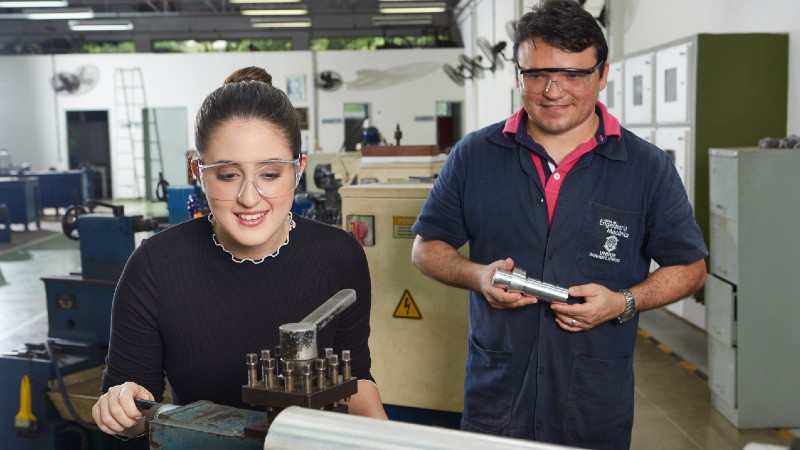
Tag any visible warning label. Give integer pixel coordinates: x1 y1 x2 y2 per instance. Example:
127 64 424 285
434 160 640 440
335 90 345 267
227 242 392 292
392 216 416 239
393 290 422 319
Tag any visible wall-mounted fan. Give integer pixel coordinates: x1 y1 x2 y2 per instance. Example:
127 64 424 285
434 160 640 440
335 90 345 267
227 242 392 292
316 70 343 91
50 65 100 95
506 20 517 42
442 63 471 86
478 37 513 71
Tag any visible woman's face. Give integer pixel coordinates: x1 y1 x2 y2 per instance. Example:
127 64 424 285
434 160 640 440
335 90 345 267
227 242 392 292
197 118 306 260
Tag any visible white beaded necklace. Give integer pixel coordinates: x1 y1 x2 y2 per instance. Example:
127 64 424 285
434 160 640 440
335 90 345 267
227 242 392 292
208 212 296 264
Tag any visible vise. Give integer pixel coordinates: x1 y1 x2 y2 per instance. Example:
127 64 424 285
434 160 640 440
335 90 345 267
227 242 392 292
137 289 359 449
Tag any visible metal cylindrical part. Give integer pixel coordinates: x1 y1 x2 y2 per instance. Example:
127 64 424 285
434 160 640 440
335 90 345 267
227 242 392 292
246 353 259 387
265 356 278 390
341 350 351 381
315 358 327 390
491 268 569 303
284 361 295 392
328 354 340 385
279 323 318 362
302 365 313 394
264 406 574 450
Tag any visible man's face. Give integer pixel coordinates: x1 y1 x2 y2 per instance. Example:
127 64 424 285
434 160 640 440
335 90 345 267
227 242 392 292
515 39 608 138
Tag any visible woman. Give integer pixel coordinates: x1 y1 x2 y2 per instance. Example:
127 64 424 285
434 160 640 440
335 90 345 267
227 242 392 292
92 66 387 440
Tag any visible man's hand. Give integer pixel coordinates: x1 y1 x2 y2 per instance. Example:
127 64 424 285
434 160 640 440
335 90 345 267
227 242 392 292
549 283 626 331
481 258 539 309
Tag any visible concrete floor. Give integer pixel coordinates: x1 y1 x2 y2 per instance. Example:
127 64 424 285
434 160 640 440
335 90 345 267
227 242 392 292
0 202 797 450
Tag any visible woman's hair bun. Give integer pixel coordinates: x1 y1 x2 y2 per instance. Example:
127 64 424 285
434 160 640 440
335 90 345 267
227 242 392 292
224 66 273 86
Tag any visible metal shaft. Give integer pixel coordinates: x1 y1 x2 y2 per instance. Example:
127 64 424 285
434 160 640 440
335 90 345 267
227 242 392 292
492 267 569 303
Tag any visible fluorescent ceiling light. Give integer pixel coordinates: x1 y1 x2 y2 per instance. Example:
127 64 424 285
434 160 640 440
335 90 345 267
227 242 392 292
23 7 93 19
380 2 445 14
68 19 133 31
250 17 311 27
240 7 307 15
230 0 300 3
372 14 432 25
0 0 67 7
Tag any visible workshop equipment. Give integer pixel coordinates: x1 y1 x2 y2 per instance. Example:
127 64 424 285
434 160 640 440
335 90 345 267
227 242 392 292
492 267 570 303
0 201 160 449
340 180 467 425
135 289 359 448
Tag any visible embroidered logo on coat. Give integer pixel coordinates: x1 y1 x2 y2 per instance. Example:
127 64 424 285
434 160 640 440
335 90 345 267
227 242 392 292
604 235 619 252
589 219 630 263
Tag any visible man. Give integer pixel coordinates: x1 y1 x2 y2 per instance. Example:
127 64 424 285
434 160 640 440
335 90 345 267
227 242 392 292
410 1 707 449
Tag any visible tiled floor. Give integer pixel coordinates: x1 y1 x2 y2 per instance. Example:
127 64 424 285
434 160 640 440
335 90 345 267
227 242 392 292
0 203 797 450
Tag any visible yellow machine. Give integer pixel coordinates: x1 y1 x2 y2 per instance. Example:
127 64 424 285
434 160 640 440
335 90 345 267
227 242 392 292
340 180 468 414
356 154 446 185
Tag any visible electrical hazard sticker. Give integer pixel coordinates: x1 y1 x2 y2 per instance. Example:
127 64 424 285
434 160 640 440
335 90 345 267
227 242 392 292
393 290 422 319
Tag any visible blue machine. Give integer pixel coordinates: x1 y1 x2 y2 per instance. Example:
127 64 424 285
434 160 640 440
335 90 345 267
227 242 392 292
166 184 207 225
0 202 160 450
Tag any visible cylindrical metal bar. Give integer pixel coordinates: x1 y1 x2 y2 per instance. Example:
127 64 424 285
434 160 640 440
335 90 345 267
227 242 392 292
341 350 351 381
246 353 259 387
492 268 569 303
328 354 340 385
316 358 327 390
264 406 576 450
302 365 313 394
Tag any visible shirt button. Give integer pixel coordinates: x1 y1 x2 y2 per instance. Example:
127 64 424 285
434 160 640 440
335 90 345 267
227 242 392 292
538 367 544 375
537 197 544 204
536 421 542 430
553 173 561 181
547 254 553 261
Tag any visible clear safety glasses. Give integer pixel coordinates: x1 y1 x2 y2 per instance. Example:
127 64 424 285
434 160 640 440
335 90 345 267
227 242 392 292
517 60 604 94
197 158 301 201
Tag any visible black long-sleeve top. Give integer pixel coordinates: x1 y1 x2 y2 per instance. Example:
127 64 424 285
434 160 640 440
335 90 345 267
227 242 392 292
101 215 374 410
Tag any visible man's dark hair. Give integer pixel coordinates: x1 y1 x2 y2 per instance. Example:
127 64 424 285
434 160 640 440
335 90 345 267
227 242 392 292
514 0 608 75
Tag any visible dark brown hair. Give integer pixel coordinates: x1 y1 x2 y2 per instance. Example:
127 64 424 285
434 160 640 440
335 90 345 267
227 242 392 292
514 0 608 76
195 66 301 159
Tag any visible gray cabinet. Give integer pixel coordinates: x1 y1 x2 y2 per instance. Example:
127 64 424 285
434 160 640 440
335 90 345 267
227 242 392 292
706 147 800 428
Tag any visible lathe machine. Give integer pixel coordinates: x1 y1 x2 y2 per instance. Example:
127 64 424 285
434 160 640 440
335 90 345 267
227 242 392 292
0 201 160 449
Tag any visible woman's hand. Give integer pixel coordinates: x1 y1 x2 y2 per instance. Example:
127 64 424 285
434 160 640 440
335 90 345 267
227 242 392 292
92 382 154 437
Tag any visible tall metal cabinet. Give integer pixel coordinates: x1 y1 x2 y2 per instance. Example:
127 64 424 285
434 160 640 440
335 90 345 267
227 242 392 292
706 147 800 429
601 33 788 317
627 33 787 232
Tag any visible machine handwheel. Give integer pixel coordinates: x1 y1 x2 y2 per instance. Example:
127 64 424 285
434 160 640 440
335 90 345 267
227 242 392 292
61 205 87 241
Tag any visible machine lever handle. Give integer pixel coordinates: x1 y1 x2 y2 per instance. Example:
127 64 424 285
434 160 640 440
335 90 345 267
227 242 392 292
134 398 158 411
301 289 356 330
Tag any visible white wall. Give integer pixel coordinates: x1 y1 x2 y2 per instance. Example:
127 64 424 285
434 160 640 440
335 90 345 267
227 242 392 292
458 0 798 134
315 48 465 152
0 48 464 198
612 0 800 136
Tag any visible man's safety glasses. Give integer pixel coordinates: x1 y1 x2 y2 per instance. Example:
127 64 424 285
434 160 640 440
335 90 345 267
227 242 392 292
197 159 301 201
517 61 604 94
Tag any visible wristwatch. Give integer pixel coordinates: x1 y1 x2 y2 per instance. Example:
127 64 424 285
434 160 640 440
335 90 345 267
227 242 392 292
617 289 636 323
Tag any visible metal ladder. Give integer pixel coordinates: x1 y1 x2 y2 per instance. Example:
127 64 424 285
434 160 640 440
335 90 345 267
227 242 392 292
114 68 163 199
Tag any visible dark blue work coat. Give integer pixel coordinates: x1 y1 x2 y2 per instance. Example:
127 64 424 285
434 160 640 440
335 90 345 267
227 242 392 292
412 106 707 450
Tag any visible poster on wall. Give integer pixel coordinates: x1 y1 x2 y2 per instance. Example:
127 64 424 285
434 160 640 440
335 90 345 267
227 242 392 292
286 75 306 102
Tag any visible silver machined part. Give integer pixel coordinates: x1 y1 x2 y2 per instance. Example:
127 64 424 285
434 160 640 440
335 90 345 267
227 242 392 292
260 350 271 387
325 348 333 359
302 365 313 394
328 354 340 385
266 358 277 390
279 322 318 362
246 353 259 387
341 350 351 381
284 361 295 392
492 268 570 303
315 358 327 390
